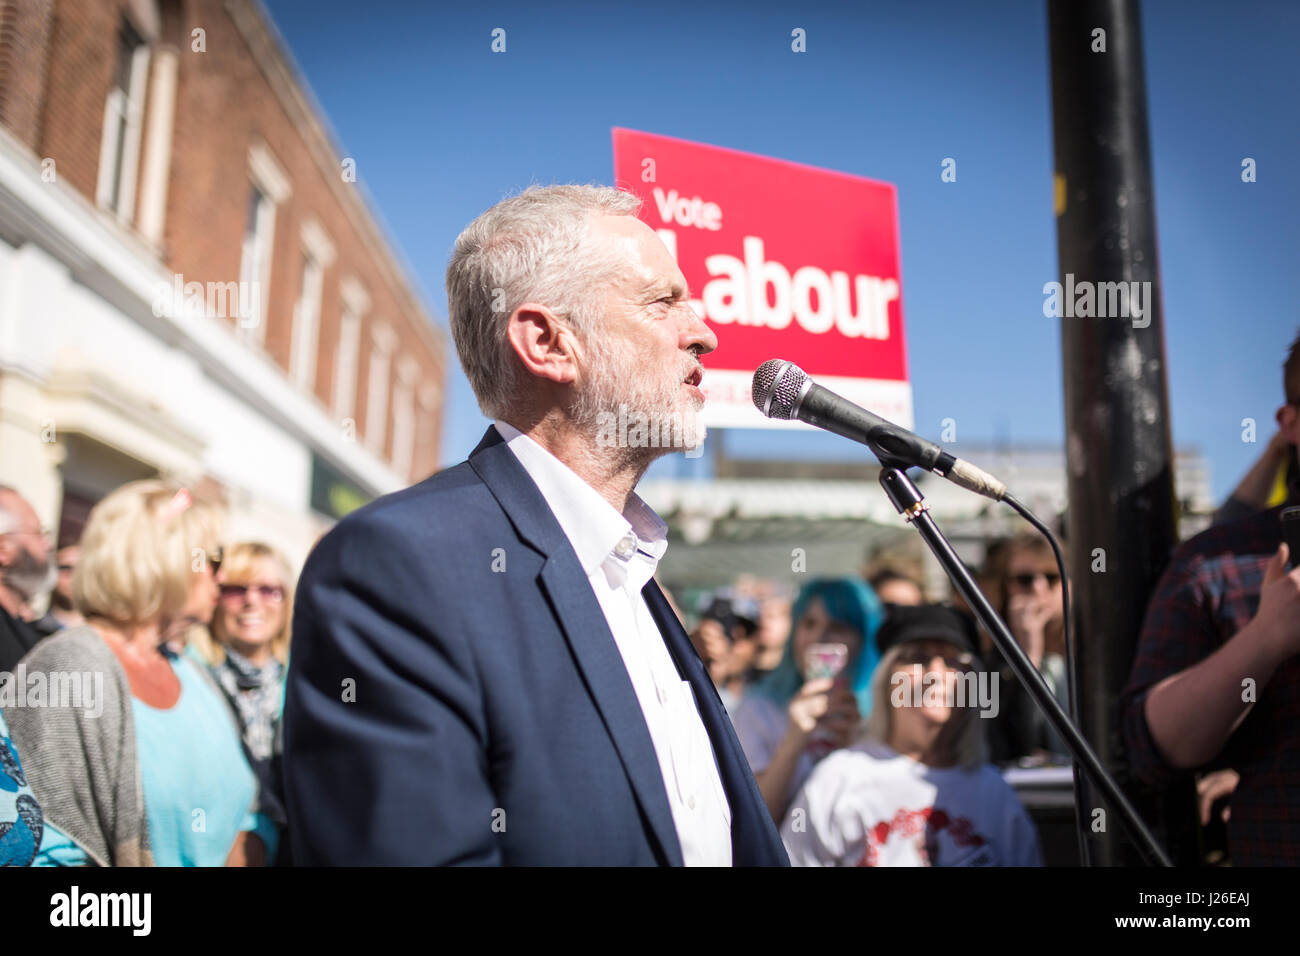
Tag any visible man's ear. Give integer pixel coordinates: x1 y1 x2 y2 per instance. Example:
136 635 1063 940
1275 403 1300 445
505 304 577 385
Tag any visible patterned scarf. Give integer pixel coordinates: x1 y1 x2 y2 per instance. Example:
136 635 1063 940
212 647 284 762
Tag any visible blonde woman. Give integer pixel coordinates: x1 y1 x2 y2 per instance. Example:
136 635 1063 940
781 605 1042 867
190 542 293 860
1 481 275 866
191 542 292 759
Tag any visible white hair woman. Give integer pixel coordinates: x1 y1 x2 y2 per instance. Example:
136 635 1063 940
1 480 276 866
780 604 1042 866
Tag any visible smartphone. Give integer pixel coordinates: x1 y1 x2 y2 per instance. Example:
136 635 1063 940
1282 506 1300 571
804 642 849 681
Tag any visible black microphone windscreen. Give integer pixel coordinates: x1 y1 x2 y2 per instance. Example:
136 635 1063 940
751 359 807 420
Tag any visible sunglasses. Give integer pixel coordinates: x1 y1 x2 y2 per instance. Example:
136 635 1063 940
894 646 974 671
219 583 285 604
1009 571 1060 589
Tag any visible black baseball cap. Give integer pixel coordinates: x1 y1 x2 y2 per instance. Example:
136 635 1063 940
697 592 759 639
875 604 978 657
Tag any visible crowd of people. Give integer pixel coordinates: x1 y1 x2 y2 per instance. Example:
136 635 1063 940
1 411 1296 867
1 411 1295 867
682 545 1067 865
1 481 292 866
3 464 1070 867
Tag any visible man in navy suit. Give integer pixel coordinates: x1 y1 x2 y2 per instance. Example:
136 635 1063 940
283 185 789 865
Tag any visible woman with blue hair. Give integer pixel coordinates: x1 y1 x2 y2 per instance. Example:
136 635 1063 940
731 577 885 824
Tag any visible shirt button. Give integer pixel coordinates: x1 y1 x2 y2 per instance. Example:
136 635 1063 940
687 796 696 810
657 686 668 706
615 535 635 558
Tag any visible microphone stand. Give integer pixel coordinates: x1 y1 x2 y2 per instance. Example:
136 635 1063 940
876 463 1172 867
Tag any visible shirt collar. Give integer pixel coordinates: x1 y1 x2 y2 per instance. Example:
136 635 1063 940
494 420 668 586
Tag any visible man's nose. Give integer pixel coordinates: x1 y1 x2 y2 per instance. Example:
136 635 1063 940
681 303 717 355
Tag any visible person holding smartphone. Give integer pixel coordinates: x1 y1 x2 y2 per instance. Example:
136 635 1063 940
731 578 884 824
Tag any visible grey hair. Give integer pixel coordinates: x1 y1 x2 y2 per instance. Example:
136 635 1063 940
446 184 643 419
861 642 989 770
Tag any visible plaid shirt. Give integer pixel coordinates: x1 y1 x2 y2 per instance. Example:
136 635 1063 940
1119 498 1300 865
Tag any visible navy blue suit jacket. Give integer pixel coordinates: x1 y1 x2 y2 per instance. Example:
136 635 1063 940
283 426 789 865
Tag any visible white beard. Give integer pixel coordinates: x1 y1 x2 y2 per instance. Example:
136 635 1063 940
5 546 56 607
571 333 705 456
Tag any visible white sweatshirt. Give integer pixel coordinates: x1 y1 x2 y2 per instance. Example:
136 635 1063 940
781 739 1043 867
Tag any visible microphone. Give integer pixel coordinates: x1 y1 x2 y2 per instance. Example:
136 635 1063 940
751 359 1007 502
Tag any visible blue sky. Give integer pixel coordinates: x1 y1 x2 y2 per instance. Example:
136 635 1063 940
264 0 1299 500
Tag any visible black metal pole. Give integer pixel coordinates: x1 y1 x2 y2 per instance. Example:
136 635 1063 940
878 466 1171 866
1048 0 1197 865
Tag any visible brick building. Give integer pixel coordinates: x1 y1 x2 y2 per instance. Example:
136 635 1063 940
0 0 445 568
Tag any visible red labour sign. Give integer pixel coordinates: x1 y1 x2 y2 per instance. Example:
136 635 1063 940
612 128 912 430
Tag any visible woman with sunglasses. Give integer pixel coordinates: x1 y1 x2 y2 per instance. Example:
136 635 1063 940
1 481 276 866
189 541 294 861
981 532 1071 763
781 604 1042 866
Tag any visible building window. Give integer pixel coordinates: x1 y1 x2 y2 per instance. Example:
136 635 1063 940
290 220 335 391
391 357 420 480
290 253 322 388
136 42 179 246
365 323 395 455
334 277 370 427
333 306 361 422
238 142 291 344
95 19 150 222
238 186 275 339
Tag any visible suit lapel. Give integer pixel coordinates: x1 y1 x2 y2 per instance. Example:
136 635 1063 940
537 560 683 865
644 579 789 865
468 427 684 866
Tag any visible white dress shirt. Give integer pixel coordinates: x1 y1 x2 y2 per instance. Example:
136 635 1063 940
494 420 733 866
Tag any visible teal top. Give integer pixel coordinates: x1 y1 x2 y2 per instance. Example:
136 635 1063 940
1 709 43 866
32 820 89 866
33 653 277 866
